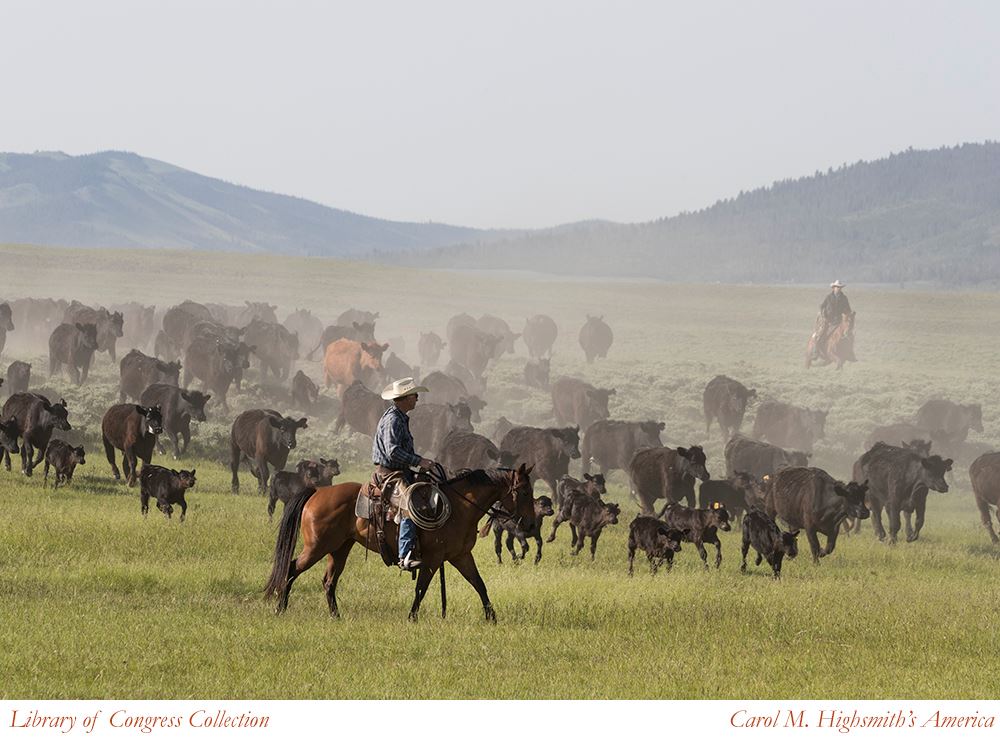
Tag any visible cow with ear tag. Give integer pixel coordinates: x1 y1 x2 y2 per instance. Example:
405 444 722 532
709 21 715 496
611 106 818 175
101 403 164 486
229 408 309 494
1 393 71 476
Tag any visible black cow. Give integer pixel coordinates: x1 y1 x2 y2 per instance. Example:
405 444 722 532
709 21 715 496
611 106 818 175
438 431 503 474
740 507 799 579
698 472 767 522
5 361 31 395
582 419 664 475
43 440 86 489
409 402 473 459
139 384 210 459
752 401 827 452
1 393 71 476
853 443 951 544
627 516 685 575
334 381 389 436
766 466 869 562
578 315 613 363
484 495 555 565
243 319 299 380
523 358 550 391
916 399 983 451
420 370 486 422
656 502 732 569
48 322 99 384
284 309 324 358
628 445 710 514
101 404 164 487
724 434 810 480
63 302 124 362
546 475 607 542
229 409 308 494
447 325 501 382
565 493 621 559
703 375 757 440
307 322 376 360
183 335 254 412
119 349 181 402
500 426 581 500
522 314 557 359
1 415 21 458
290 370 320 411
551 376 615 431
267 458 340 520
139 465 196 521
418 331 447 368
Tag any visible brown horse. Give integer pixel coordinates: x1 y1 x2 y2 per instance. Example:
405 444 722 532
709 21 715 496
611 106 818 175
806 311 856 370
264 464 535 622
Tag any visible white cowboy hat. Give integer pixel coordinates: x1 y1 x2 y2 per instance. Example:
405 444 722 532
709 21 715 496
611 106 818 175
381 377 429 400
830 280 846 288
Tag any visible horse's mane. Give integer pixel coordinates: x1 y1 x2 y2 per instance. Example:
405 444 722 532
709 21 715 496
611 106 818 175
441 467 513 488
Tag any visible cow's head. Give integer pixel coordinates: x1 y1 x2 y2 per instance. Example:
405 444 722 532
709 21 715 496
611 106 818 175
268 415 308 450
903 439 932 457
534 495 555 519
602 501 621 526
180 389 211 422
447 402 475 434
460 395 486 423
676 445 710 481
586 387 616 418
45 398 71 431
71 445 86 465
638 421 666 448
781 530 800 558
319 457 341 481
706 501 732 531
176 469 197 489
834 480 870 519
656 526 685 554
136 405 164 436
553 426 581 459
583 472 607 494
361 342 388 368
354 322 377 342
0 417 20 453
110 311 124 337
921 456 953 493
787 450 811 467
76 322 100 351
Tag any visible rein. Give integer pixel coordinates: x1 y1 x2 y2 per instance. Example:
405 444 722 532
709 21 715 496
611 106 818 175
431 468 521 526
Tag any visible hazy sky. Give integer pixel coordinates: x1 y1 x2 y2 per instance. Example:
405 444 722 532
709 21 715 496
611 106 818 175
3 1 998 229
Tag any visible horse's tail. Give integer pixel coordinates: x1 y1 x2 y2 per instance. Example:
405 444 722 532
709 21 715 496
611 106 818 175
264 486 315 599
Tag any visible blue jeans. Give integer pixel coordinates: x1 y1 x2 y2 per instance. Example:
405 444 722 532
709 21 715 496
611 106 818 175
399 517 417 560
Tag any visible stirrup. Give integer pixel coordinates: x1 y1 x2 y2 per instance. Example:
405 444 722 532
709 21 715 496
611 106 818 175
399 551 422 570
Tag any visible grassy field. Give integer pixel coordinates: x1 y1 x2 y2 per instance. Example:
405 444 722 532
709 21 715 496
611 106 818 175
1 243 999 699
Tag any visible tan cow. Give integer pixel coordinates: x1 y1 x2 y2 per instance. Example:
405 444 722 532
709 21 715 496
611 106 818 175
322 339 387 397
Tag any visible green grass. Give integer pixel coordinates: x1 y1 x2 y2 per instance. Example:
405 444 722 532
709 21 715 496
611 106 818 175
1 243 1000 699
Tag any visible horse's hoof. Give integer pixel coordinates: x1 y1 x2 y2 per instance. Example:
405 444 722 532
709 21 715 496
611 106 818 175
484 606 497 624
408 612 419 623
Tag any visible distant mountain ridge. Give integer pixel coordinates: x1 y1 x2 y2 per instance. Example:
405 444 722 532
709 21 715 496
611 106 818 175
411 142 1000 284
0 150 510 256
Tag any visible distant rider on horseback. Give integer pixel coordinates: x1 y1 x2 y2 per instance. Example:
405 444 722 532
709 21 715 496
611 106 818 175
811 280 852 360
372 377 439 570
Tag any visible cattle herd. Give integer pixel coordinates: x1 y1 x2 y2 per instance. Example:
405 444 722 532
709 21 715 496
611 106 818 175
1 295 999 587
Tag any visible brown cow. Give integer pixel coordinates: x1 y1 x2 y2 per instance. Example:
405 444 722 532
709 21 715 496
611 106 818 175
323 339 387 397
448 325 501 381
551 376 615 430
477 315 520 360
229 409 308 494
970 452 1000 544
916 399 983 452
48 322 99 384
101 404 164 487
724 434 810 480
284 309 324 357
63 302 124 362
307 321 377 360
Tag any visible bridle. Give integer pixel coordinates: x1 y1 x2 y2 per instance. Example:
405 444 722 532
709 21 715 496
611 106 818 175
427 465 525 526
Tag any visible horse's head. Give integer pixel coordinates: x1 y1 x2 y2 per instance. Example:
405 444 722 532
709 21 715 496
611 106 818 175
506 463 536 531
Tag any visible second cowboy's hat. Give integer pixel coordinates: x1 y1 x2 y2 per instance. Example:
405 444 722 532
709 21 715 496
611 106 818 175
381 377 429 400
830 279 846 288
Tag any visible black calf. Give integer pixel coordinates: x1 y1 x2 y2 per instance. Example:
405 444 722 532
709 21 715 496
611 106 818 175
740 507 799 579
627 515 685 575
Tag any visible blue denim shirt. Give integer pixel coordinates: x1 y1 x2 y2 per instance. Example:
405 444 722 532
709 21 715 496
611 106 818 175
372 405 423 470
